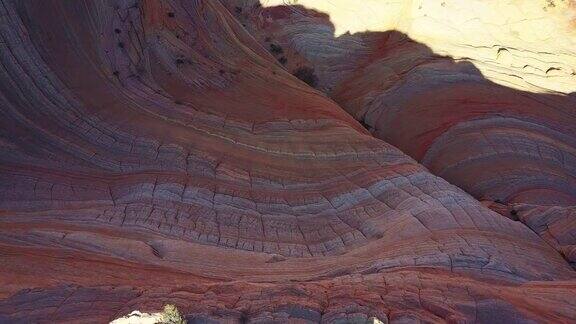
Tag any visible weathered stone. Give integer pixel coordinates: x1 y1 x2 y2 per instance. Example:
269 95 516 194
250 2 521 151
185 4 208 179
0 1 574 323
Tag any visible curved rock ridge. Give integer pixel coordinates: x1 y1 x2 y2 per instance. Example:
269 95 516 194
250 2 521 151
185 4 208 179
233 0 576 206
0 0 574 322
229 0 576 268
255 0 576 94
513 204 576 268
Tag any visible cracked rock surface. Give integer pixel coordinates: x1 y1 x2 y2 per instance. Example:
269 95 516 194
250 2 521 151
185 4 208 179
0 0 575 323
231 0 576 272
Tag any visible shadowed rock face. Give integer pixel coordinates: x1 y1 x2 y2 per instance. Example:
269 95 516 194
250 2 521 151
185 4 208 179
0 0 575 323
229 0 576 273
232 0 576 204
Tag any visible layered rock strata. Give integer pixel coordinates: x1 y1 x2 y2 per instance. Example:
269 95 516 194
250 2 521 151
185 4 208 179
0 0 574 322
230 0 576 268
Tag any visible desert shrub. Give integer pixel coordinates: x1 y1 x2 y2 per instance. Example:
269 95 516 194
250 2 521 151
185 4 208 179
269 43 283 55
159 304 186 324
292 67 318 88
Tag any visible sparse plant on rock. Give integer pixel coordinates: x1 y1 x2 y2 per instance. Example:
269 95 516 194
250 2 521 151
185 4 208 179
158 304 186 324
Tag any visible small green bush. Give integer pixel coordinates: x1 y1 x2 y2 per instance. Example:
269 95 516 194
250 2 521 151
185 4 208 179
269 43 284 55
292 67 318 88
159 304 186 324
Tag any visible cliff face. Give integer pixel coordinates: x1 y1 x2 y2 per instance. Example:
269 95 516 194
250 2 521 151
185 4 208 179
233 0 576 199
229 0 576 269
0 1 574 323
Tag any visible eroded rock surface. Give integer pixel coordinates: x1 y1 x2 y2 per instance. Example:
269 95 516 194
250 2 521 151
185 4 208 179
513 204 576 267
233 0 576 204
230 0 576 268
0 0 574 323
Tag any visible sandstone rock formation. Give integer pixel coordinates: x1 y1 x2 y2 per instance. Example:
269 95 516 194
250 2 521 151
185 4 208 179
0 0 575 323
230 0 576 268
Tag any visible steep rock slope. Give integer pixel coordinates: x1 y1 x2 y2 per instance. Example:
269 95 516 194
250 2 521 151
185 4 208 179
0 0 575 323
230 0 576 266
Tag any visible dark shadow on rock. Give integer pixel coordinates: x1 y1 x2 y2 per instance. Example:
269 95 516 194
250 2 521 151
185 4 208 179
227 0 576 207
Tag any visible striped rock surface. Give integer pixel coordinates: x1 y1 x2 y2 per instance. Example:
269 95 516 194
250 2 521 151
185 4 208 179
230 0 576 271
0 0 575 323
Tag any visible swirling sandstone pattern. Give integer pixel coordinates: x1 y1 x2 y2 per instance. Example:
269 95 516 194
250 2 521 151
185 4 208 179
232 0 576 269
0 0 575 323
